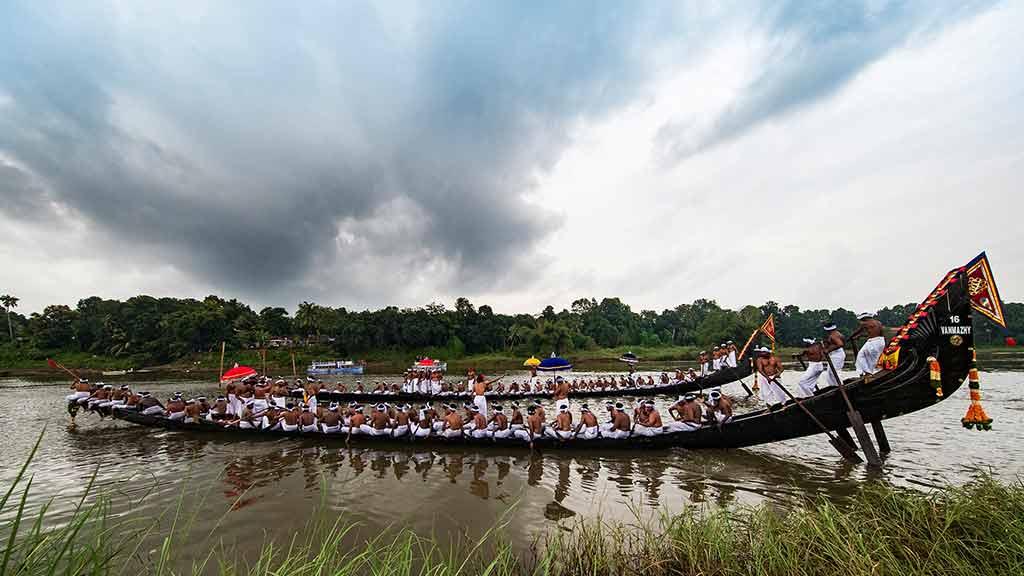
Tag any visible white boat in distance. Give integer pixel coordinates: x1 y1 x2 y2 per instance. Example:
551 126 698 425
307 360 364 376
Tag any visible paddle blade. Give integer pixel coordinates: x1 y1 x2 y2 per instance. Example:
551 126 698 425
1007 337 1017 347
829 437 863 463
46 358 58 370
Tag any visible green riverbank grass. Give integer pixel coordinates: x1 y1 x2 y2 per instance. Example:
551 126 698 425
3 434 1023 575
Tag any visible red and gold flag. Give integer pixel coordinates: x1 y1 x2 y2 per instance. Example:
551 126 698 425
759 314 776 342
965 252 1006 327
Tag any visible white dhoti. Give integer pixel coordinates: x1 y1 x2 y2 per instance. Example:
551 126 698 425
602 429 629 439
580 426 599 440
360 425 391 436
392 424 409 437
66 391 90 403
470 428 493 439
227 394 239 416
414 425 432 438
322 424 341 434
300 423 319 433
252 399 269 413
666 421 701 432
797 362 826 398
544 428 573 440
271 396 287 408
493 428 513 439
442 428 462 439
307 396 317 413
826 348 846 386
632 425 663 437
856 336 885 375
142 405 165 416
167 411 186 421
432 421 445 433
512 429 533 442
280 421 298 432
473 395 487 417
239 420 257 429
758 374 786 406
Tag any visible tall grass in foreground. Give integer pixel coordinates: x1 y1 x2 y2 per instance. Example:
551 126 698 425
543 477 1024 576
3 432 1023 575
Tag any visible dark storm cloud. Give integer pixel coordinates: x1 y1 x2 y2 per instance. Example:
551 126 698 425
1 1 997 307
0 1 665 303
655 0 997 163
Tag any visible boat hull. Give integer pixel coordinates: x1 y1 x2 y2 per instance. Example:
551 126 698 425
107 262 977 453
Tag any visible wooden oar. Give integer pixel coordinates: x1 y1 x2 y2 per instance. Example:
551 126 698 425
766 375 861 463
820 345 882 467
47 358 80 380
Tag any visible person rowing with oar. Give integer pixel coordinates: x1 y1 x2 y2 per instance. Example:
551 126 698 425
490 405 513 439
574 404 600 439
545 403 574 441
440 404 464 439
599 402 631 439
465 404 492 439
794 337 827 397
513 405 545 445
632 399 664 436
392 404 411 437
754 347 786 411
65 377 93 422
705 390 733 425
851 312 886 376
666 394 702 432
320 403 342 433
822 323 847 386
413 404 434 438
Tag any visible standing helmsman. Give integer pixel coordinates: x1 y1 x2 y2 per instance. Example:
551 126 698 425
754 346 786 409
822 323 846 386
851 312 886 375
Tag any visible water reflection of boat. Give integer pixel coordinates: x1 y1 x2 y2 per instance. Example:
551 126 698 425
110 254 995 457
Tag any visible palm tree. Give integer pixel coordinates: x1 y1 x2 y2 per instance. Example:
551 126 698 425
1 294 18 343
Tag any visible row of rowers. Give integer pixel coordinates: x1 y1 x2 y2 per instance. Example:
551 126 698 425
696 341 740 376
401 371 707 396
211 371 710 400
105 388 735 440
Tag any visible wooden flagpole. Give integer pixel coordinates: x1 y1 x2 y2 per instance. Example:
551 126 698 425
218 341 226 387
291 352 297 379
736 328 759 361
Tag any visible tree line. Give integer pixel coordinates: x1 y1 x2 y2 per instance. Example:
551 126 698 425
1 293 1020 364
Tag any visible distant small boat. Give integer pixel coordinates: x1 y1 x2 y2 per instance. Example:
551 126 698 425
618 351 639 365
100 368 153 376
307 360 364 376
410 358 447 373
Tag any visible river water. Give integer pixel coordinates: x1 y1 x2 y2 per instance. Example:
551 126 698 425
1 370 1022 566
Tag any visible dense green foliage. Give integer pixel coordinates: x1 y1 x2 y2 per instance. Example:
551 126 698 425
3 435 1023 575
1 292 1020 366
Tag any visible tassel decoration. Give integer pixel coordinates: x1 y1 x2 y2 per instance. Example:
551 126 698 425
928 356 943 398
962 348 993 430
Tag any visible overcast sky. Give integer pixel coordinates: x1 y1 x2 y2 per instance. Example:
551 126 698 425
2 1 1022 316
